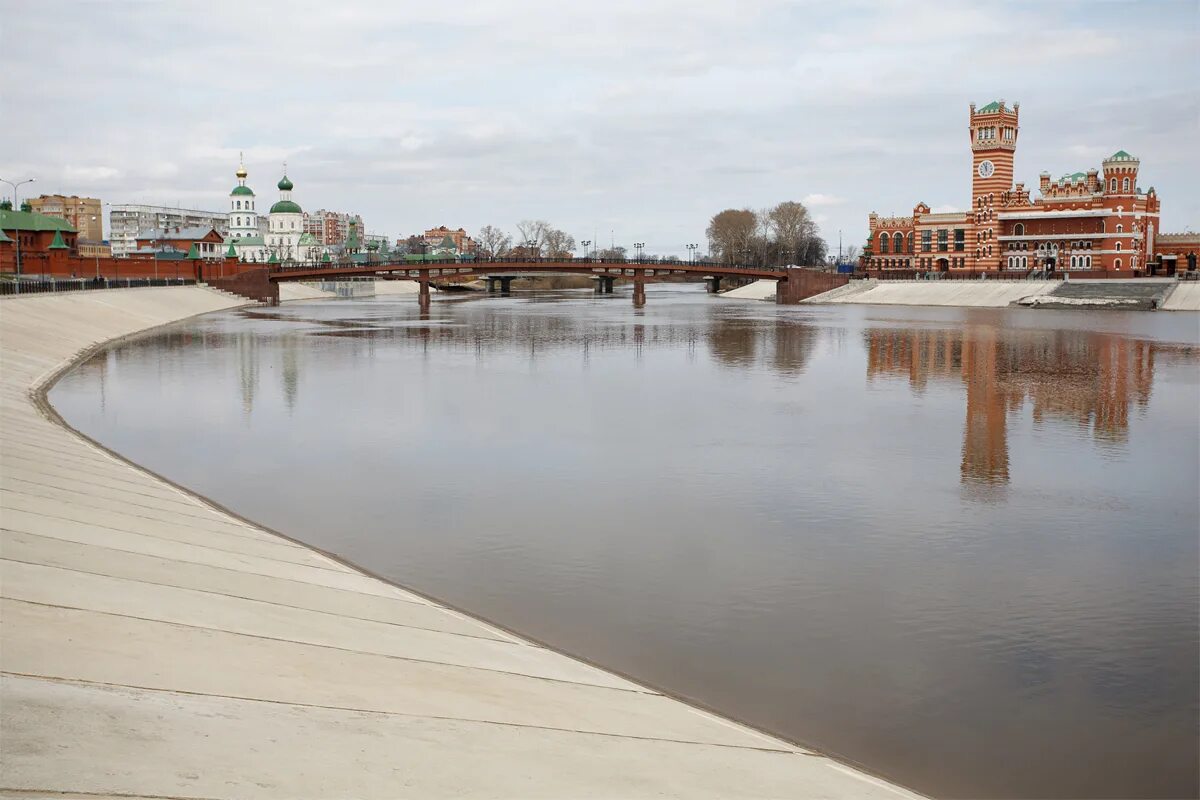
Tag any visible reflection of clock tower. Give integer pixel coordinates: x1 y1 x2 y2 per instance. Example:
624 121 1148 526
969 100 1018 271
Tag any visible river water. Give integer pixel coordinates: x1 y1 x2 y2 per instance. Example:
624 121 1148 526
50 286 1199 799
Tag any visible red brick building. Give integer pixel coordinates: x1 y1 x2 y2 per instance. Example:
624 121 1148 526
133 226 225 259
423 226 475 253
865 101 1191 275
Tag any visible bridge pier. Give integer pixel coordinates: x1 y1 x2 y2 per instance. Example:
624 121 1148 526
706 276 722 294
593 275 615 294
487 276 514 295
418 271 431 310
632 276 646 307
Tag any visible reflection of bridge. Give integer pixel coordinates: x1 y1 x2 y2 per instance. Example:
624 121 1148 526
269 257 787 308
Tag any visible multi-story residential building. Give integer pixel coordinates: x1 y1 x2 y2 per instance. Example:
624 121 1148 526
134 226 225 259
303 209 364 246
110 204 228 257
27 194 103 241
865 100 1191 275
423 226 475 253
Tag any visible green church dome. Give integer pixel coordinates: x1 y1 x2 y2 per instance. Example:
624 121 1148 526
277 175 294 191
270 199 302 214
231 185 255 196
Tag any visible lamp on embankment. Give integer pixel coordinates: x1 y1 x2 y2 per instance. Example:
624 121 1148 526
1 176 36 275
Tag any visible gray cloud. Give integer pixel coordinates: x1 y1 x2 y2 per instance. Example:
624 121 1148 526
2 0 1196 255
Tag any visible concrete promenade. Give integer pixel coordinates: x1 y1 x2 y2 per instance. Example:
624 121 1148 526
723 277 1200 310
0 287 921 798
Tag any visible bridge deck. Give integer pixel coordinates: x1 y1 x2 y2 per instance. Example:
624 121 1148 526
270 257 785 282
0 287 922 799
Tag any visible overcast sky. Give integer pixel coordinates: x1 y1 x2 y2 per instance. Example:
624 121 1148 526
2 0 1196 255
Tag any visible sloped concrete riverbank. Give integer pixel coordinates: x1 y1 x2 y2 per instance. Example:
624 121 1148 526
0 287 922 798
723 277 1200 310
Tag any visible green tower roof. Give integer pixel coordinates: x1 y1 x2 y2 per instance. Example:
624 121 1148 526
231 185 255 196
277 175 293 191
270 200 302 214
977 100 1003 113
1106 149 1137 162
49 229 69 250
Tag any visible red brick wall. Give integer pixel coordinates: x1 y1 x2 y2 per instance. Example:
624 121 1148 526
776 269 849 304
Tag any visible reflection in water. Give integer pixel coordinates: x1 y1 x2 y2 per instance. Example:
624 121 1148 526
865 325 1170 495
53 291 1200 800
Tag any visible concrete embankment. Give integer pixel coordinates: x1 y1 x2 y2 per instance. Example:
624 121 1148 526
0 286 921 798
809 280 1057 307
721 279 778 300
1161 281 1200 311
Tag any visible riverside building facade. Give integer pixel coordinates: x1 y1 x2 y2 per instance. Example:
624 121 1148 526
110 204 228 257
865 101 1190 275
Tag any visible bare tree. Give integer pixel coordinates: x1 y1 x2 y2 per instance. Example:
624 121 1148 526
515 219 550 255
843 244 860 264
476 225 512 258
542 228 576 258
706 209 758 264
596 246 627 260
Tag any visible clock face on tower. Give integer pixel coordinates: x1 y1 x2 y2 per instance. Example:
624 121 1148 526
978 160 995 179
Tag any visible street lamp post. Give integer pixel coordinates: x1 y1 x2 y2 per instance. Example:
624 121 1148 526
1 176 36 276
634 242 644 263
581 240 591 261
686 243 697 264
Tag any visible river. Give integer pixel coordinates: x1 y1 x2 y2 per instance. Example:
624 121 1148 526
49 285 1200 799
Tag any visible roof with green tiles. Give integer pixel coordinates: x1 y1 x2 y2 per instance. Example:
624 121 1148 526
977 100 1003 113
0 209 77 232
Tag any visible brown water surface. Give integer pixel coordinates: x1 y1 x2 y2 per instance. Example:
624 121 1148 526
50 286 1200 799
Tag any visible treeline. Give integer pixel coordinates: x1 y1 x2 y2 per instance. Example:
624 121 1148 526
706 201 827 266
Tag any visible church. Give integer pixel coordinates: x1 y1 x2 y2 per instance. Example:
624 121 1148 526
227 159 324 264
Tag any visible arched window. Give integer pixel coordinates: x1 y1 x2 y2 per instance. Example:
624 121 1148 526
1122 177 1130 192
1115 242 1122 252
879 233 889 254
1109 178 1116 192
1116 224 1123 233
1014 223 1025 236
893 232 904 252
906 233 914 253
1071 256 1077 268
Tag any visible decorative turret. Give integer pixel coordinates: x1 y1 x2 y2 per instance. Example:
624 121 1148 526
1102 150 1140 196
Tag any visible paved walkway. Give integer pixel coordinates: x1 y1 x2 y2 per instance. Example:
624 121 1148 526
0 287 922 798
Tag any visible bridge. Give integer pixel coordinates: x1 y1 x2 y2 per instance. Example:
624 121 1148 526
206 257 845 306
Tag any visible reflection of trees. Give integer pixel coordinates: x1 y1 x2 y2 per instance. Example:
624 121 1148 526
280 334 300 413
276 306 821 376
864 324 1169 491
237 332 258 416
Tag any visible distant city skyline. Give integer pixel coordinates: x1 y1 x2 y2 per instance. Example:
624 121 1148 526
2 0 1196 255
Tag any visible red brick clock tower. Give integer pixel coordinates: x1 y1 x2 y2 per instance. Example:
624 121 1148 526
969 100 1018 271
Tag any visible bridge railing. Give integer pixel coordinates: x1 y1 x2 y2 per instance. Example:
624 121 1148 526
270 256 781 274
